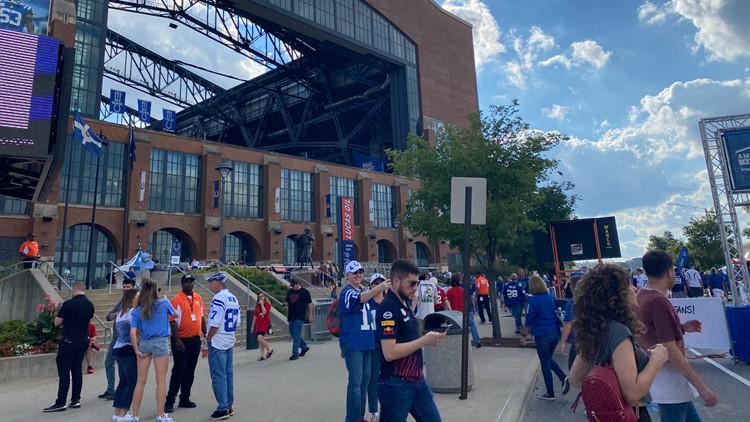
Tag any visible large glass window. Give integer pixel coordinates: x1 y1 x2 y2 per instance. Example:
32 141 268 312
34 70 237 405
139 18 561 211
224 161 263 219
59 137 125 207
377 240 392 263
280 169 313 222
329 176 358 224
0 195 29 215
149 149 201 213
149 229 192 264
336 0 355 38
71 0 106 117
372 183 394 228
353 1 372 44
55 224 116 287
283 236 297 266
224 233 256 265
414 242 429 267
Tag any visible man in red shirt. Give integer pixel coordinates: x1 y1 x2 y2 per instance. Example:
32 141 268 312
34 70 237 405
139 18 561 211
434 283 450 311
637 250 718 420
165 274 207 413
446 276 463 312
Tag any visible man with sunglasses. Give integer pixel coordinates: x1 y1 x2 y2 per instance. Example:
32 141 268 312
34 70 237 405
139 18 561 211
340 261 391 422
377 260 447 421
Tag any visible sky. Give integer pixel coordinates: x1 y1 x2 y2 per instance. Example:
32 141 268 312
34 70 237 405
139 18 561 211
104 1 750 259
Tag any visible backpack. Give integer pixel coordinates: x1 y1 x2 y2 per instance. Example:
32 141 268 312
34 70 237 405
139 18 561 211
327 298 341 338
576 363 638 422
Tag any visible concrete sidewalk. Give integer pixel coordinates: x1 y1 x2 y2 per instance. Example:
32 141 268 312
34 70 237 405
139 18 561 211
0 309 540 422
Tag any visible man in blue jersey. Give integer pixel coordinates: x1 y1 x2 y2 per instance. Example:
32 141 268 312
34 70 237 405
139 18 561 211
340 260 391 422
0 0 35 33
517 268 530 294
672 267 688 298
502 273 527 334
206 273 240 421
377 260 447 421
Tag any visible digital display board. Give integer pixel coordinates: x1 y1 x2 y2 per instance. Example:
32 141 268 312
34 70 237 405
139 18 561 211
721 128 750 193
0 28 61 158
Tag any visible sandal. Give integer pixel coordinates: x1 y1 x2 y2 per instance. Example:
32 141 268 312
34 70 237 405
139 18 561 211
266 349 274 359
257 356 265 361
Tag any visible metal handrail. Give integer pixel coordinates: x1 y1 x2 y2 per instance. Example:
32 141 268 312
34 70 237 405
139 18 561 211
106 261 134 293
216 262 284 308
0 262 24 280
38 262 73 294
92 313 112 349
289 271 330 300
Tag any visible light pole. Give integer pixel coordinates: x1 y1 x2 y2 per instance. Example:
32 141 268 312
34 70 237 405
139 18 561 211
393 220 400 262
215 160 234 263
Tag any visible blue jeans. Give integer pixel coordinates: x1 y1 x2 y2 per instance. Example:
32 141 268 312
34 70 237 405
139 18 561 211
113 352 137 410
289 319 308 355
509 303 524 331
468 311 480 345
368 349 381 414
340 342 371 422
105 340 116 394
208 346 234 411
658 402 701 422
534 333 566 396
377 376 441 422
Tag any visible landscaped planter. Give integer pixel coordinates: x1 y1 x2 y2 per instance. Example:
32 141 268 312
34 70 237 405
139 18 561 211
0 351 104 382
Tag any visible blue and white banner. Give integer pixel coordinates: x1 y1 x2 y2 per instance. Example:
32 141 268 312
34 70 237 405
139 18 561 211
137 99 151 123
342 240 355 264
170 239 182 265
353 152 387 172
722 128 750 192
325 194 331 218
676 246 689 272
73 112 103 157
163 109 176 132
213 180 220 208
109 89 126 114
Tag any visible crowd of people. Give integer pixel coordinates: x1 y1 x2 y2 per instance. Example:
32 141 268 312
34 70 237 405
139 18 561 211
40 249 724 422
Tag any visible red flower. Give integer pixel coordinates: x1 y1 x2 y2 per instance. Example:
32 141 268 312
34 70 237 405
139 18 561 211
44 294 51 301
37 304 44 312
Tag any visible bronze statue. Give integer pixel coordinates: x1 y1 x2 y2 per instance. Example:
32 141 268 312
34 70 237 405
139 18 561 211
292 227 315 268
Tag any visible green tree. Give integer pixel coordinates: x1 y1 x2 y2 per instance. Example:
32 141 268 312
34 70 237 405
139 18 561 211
682 211 729 269
647 231 685 257
387 100 578 339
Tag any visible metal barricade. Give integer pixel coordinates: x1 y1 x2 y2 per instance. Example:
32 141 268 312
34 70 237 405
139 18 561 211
311 298 334 343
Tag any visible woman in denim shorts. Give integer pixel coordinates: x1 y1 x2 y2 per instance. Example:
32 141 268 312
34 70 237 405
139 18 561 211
129 279 176 422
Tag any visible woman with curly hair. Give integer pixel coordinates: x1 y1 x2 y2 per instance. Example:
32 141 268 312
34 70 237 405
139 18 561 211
569 264 669 419
524 275 568 400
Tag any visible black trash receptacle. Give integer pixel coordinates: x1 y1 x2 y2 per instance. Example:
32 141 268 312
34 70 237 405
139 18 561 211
422 311 474 393
246 309 258 350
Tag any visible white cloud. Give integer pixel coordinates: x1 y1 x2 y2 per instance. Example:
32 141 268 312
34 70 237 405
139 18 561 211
441 0 505 69
637 0 750 61
503 26 557 88
539 40 612 70
543 104 570 121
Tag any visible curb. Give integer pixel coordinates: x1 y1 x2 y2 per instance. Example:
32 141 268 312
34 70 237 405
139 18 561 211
498 354 541 422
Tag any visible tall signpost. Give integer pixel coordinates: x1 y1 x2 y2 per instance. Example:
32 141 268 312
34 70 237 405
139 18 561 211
450 177 486 400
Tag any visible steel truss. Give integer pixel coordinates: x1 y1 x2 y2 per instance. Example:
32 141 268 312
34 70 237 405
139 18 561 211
700 113 750 305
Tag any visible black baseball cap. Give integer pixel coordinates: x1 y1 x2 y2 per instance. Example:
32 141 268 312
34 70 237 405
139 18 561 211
181 274 195 283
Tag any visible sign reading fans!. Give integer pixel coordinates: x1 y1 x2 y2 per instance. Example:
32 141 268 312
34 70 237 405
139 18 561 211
340 197 355 263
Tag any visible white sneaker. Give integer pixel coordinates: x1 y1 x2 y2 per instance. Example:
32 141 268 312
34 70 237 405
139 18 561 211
156 413 173 422
370 412 380 422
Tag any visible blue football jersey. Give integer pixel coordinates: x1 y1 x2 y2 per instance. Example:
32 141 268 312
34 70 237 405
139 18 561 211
339 285 375 351
0 2 34 32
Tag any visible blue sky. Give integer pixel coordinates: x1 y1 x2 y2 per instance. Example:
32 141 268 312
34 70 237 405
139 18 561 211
105 1 750 259
440 0 750 258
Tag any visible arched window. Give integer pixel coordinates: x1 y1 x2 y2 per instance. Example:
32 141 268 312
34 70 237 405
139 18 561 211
377 240 393 263
414 242 429 268
150 229 192 265
55 224 116 287
224 233 256 265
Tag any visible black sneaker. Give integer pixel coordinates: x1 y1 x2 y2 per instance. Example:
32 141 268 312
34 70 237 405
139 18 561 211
69 400 81 409
289 354 299 360
210 409 231 420
300 347 310 357
98 391 115 400
42 403 67 412
164 401 174 413
538 393 555 401
178 400 197 408
228 406 234 416
475 342 482 348
562 377 571 395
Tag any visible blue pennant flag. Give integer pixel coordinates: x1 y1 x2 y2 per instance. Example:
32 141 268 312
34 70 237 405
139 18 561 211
137 99 151 123
128 123 136 170
73 112 103 157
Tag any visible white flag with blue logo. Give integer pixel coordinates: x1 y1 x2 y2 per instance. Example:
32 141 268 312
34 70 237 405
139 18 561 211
73 112 104 157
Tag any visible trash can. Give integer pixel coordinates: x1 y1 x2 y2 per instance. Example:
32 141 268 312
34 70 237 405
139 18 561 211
422 310 474 393
245 309 258 350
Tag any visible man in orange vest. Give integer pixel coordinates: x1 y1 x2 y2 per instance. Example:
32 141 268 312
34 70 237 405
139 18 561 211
474 271 492 324
18 232 40 269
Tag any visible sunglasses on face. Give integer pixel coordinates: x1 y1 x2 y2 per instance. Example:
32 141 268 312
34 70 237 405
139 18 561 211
410 280 419 287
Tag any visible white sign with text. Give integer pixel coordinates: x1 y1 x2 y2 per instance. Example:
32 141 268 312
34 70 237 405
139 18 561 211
669 297 730 350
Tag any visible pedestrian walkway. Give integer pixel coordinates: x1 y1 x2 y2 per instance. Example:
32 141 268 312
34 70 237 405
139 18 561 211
0 308 539 422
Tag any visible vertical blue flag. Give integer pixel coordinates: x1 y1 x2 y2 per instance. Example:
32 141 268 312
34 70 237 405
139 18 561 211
213 180 220 208
109 89 126 114
137 99 151 123
163 109 176 132
73 112 104 157
129 123 136 170
676 246 689 272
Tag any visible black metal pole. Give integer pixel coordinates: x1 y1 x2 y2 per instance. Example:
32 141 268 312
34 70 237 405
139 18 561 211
460 186 472 400
120 123 132 265
58 140 74 289
85 154 101 289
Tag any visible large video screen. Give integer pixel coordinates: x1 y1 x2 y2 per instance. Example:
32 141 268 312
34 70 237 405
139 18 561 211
0 28 61 158
721 128 750 193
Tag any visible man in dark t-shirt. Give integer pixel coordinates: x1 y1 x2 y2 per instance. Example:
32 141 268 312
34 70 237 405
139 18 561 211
284 280 313 360
43 282 95 412
377 260 446 421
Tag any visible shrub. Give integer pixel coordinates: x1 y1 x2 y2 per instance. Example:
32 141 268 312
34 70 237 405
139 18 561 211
27 295 62 345
0 320 30 345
